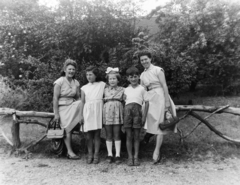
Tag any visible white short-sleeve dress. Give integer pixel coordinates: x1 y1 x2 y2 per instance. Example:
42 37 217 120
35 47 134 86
81 81 106 132
140 64 177 135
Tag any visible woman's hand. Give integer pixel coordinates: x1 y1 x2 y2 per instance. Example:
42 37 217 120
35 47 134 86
79 117 84 125
165 100 171 110
54 114 60 123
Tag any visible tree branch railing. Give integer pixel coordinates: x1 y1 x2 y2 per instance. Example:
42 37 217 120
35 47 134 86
0 105 240 156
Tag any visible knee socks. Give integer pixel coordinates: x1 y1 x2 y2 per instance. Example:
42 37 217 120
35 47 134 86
106 140 121 157
115 140 121 157
106 141 113 156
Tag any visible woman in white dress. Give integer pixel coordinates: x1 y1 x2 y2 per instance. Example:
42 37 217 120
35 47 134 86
139 50 177 164
53 59 83 159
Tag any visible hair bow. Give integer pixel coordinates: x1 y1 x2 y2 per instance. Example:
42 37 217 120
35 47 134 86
106 67 119 74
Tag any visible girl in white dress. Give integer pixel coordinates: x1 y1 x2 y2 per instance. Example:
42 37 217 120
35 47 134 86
81 66 106 164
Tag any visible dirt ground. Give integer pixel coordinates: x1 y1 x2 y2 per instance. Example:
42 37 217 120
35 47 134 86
1 145 240 185
1 94 240 185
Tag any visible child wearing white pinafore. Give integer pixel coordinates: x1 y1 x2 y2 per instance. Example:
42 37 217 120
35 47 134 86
81 66 105 164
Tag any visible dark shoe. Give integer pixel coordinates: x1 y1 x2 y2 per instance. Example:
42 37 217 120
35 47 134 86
115 156 121 164
93 156 100 164
127 158 134 166
67 154 80 160
134 158 140 166
106 156 113 163
87 156 93 164
152 153 162 165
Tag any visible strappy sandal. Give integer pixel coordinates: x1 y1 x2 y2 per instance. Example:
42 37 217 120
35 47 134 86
93 156 100 164
134 157 140 166
127 158 134 166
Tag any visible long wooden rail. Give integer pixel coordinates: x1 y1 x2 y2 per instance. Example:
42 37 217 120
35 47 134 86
0 105 240 156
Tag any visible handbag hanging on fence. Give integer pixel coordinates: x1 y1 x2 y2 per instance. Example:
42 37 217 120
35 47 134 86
47 120 65 139
159 108 179 130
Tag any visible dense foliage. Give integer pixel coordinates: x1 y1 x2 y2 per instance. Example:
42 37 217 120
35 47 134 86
0 0 240 111
0 0 140 111
148 0 240 95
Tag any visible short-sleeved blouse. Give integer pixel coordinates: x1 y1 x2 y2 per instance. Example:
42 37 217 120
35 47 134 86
54 77 80 105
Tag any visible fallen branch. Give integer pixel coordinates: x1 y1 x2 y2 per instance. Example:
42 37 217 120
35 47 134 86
189 111 240 143
176 105 240 116
182 105 230 139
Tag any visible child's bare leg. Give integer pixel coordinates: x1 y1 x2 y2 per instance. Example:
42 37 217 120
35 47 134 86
105 125 113 157
133 128 140 159
86 131 94 163
93 129 101 158
125 128 133 159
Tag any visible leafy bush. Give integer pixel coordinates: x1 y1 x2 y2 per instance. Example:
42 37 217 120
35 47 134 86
0 76 27 109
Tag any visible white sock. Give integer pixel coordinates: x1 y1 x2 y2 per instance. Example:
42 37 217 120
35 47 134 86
106 141 113 156
115 140 121 157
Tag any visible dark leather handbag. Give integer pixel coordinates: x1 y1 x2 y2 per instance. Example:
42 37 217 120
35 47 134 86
47 120 65 139
159 109 179 130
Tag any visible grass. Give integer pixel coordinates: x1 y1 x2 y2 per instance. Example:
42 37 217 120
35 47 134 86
1 94 240 162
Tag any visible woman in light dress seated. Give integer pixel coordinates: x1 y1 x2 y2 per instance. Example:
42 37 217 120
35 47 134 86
53 59 83 159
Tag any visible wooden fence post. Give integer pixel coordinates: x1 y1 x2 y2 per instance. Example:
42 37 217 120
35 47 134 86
11 113 21 148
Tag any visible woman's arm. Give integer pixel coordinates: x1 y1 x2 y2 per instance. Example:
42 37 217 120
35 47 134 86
158 70 170 109
142 101 149 126
75 86 80 100
80 89 85 124
53 84 61 122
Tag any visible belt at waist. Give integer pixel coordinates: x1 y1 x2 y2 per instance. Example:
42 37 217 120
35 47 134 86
104 99 123 103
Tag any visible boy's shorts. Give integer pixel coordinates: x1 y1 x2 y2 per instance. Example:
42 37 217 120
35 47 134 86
123 103 142 129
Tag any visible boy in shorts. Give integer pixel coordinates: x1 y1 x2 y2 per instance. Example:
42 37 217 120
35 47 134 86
124 67 149 166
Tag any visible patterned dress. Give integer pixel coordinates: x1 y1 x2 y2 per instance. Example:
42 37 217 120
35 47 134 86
81 81 106 132
103 86 124 125
140 64 177 135
54 77 82 133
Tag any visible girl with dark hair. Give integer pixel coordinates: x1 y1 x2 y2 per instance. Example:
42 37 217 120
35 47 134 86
53 59 83 159
81 66 106 164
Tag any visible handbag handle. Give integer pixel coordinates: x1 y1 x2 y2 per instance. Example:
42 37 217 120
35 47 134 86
50 120 61 130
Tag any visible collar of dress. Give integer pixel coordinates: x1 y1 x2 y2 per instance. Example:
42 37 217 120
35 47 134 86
144 64 154 71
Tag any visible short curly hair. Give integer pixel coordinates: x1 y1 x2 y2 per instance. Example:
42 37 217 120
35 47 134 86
61 59 77 78
126 66 139 76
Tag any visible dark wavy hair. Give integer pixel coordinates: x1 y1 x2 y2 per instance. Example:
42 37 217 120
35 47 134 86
60 59 77 79
86 66 102 82
138 50 152 61
126 66 139 76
